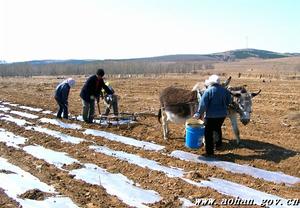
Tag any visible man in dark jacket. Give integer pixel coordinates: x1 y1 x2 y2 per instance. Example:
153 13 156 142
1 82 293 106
194 75 232 156
54 78 76 119
80 69 113 123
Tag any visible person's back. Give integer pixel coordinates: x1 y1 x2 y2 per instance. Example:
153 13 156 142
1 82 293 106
202 84 231 118
55 82 70 104
193 74 231 156
54 78 75 119
80 74 99 102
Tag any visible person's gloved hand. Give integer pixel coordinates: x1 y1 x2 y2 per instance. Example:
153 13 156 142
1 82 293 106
108 94 113 101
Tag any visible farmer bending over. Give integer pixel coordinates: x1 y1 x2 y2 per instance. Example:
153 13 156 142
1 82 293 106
54 78 76 119
80 69 113 123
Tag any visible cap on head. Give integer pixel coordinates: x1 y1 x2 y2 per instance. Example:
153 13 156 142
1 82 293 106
96 68 105 77
205 74 220 86
66 78 75 88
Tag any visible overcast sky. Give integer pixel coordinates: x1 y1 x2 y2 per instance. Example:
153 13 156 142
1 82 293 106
1 0 299 62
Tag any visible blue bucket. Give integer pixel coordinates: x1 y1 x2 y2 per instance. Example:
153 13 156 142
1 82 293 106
185 122 205 149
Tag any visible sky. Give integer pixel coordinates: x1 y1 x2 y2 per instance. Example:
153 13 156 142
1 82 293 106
0 0 299 62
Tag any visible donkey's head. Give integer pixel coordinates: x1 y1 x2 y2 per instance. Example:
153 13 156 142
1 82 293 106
230 86 261 125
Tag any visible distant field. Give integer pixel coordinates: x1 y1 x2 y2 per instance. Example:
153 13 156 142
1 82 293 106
214 56 300 76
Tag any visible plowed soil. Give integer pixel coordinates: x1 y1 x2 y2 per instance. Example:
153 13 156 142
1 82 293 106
0 69 299 208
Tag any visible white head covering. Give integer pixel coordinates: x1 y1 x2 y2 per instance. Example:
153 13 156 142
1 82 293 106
204 74 220 87
66 78 75 88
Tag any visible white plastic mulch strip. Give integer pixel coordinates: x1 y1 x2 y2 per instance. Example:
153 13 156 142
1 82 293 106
0 129 161 207
2 112 300 188
39 118 82 130
23 145 80 169
10 110 39 119
19 106 43 112
42 110 53 114
84 129 165 151
24 145 161 207
171 150 300 186
70 163 161 208
179 198 196 208
0 128 27 148
0 114 85 144
0 157 79 208
25 126 86 144
90 145 184 178
90 145 294 208
0 114 32 126
15 197 79 208
1 102 18 107
0 105 11 112
1 107 299 207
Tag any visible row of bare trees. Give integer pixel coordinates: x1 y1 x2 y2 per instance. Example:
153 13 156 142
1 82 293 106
0 61 215 77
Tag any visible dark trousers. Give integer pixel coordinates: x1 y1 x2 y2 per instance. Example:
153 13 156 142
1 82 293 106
82 99 95 123
205 117 226 155
55 98 68 119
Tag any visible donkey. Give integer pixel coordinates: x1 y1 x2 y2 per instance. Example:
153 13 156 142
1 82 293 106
158 78 261 145
226 86 261 144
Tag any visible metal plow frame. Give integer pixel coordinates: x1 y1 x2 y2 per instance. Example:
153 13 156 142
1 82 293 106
97 112 137 128
72 111 157 128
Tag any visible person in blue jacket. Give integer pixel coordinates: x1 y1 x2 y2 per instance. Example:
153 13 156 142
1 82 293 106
54 78 76 119
194 74 232 156
80 68 113 123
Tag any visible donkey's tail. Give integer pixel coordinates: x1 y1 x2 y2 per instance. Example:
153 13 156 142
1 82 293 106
158 108 162 124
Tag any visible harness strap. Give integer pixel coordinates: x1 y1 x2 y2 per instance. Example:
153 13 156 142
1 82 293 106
229 101 242 114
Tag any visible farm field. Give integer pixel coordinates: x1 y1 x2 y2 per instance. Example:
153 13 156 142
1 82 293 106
0 70 299 207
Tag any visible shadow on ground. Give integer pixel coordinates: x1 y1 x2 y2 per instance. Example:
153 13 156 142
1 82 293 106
219 138 299 163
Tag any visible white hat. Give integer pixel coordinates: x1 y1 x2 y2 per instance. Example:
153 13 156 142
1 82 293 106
66 78 75 88
205 74 220 86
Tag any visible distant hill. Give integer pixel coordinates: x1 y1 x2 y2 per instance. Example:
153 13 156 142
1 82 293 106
107 48 298 62
1 48 299 65
105 54 217 62
211 48 295 60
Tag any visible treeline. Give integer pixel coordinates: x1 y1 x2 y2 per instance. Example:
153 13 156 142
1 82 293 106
0 60 215 77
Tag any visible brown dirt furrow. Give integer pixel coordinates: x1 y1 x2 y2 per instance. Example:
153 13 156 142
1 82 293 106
1 120 299 200
0 73 299 207
0 188 21 208
0 143 129 208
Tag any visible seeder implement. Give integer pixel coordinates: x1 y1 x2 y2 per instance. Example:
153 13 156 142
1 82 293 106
71 111 157 128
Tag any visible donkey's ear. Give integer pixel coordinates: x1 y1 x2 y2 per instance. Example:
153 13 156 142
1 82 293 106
251 89 261 97
192 82 204 91
223 76 231 87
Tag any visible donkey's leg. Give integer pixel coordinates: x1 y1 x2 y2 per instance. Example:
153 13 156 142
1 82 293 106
229 113 240 145
161 110 169 140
